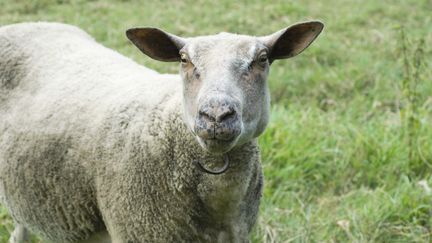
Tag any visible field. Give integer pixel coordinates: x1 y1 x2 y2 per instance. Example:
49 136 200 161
1 0 431 242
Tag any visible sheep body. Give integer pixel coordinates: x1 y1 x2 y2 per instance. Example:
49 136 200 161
0 23 262 242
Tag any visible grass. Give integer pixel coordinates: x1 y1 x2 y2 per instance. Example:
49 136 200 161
1 0 431 242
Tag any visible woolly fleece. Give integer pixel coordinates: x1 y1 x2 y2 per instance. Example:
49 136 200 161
0 23 263 242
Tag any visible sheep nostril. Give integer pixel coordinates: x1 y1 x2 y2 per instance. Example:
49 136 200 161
199 110 215 122
216 109 236 123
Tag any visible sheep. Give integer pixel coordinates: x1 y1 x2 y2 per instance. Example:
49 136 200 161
0 21 323 243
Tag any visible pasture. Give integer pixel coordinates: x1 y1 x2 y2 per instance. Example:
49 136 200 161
0 0 431 242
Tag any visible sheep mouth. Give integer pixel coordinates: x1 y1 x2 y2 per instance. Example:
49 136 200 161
196 136 238 154
202 137 236 142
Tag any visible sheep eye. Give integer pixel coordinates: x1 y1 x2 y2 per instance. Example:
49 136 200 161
180 53 188 63
258 53 268 63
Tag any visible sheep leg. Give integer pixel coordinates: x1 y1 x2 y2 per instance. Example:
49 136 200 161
8 225 29 243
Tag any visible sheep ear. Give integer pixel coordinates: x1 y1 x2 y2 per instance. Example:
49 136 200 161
126 28 186 62
260 21 324 62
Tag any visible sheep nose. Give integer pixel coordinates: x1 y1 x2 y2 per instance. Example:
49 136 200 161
194 98 241 141
199 106 236 123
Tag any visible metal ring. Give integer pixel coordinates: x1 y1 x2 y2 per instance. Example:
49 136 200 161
195 154 230 175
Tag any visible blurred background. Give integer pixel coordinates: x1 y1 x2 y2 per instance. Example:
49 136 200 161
0 0 431 242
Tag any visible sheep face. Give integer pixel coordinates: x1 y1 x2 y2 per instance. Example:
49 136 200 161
126 21 323 154
178 36 270 154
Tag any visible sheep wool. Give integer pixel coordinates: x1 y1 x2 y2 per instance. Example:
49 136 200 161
0 23 263 242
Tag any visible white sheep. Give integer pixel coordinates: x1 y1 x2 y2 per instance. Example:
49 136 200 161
0 21 323 243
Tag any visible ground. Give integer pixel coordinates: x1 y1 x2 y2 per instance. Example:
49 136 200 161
0 0 431 242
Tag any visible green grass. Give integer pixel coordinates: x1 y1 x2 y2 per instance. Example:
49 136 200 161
1 0 431 242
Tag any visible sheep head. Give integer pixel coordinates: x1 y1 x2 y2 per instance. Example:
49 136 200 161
126 21 324 154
